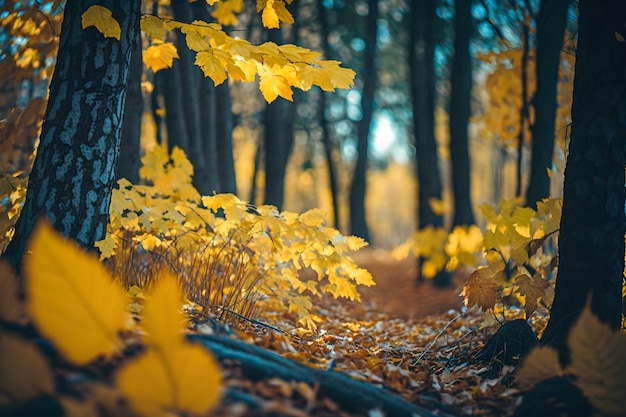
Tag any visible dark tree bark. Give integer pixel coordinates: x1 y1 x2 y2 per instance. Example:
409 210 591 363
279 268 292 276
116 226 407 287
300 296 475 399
215 82 237 194
448 0 474 227
116 32 143 184
525 0 571 208
515 22 530 198
541 0 625 364
348 0 378 241
318 0 340 230
263 29 296 210
158 60 190 152
410 0 443 230
4 0 141 272
171 0 217 195
190 0 227 195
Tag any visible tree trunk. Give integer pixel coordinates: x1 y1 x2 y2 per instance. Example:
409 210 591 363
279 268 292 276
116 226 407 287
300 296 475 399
157 61 187 152
171 0 216 195
318 0 340 230
348 0 378 242
215 82 237 194
410 0 443 229
515 22 530 198
263 29 295 211
4 0 141 272
448 0 474 227
525 0 571 208
541 0 625 365
116 32 143 184
190 0 224 195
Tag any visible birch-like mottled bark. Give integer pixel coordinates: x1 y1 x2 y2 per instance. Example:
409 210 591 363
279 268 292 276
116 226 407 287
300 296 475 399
5 0 141 271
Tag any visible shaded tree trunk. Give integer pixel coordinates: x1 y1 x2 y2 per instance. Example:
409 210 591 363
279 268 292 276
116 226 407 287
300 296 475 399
116 32 143 184
541 0 625 365
448 0 474 227
263 29 296 210
411 0 443 283
515 22 530 198
190 0 222 195
4 0 141 272
215 82 237 194
410 0 443 230
525 0 571 208
348 0 378 242
318 0 340 230
158 59 189 152
171 0 217 195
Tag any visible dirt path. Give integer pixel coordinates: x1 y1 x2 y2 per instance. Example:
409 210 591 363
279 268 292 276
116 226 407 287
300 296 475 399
351 249 466 318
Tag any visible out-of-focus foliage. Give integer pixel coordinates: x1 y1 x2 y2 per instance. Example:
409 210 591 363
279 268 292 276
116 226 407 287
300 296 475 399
1 221 222 416
517 304 626 416
99 144 374 331
396 198 562 319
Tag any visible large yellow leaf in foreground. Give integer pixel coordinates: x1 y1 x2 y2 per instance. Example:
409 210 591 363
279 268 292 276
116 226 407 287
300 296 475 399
117 273 222 416
25 220 128 365
116 343 222 417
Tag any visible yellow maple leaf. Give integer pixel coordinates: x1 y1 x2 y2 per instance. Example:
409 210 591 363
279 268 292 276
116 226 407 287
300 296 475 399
0 333 55 406
258 0 294 29
514 273 549 317
25 220 129 365
319 60 356 89
195 50 228 85
461 262 505 312
259 65 294 102
143 42 179 73
81 5 121 40
140 15 167 41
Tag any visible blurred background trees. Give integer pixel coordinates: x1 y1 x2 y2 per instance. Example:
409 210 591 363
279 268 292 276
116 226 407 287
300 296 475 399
1 0 579 249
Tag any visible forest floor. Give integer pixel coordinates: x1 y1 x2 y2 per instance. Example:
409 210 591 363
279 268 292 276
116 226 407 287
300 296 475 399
205 249 548 417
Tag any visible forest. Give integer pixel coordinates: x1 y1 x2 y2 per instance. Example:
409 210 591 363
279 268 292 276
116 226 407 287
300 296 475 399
0 0 624 416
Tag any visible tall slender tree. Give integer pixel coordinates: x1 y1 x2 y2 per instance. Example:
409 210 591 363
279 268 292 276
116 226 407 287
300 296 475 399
4 0 141 271
263 28 296 210
448 0 475 227
349 0 378 241
541 0 625 364
116 34 143 184
525 0 571 208
410 0 443 230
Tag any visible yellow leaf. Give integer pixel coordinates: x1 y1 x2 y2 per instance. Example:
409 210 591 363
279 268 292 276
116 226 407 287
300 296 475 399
143 42 179 73
615 31 625 42
24 220 128 365
461 262 505 312
568 305 626 416
516 346 563 390
116 343 222 417
195 50 228 85
258 0 293 29
514 273 549 317
0 333 55 406
141 272 186 352
81 5 121 40
259 66 293 103
140 15 168 41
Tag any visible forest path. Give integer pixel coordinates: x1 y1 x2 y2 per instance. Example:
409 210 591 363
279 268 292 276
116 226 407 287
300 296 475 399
350 249 466 318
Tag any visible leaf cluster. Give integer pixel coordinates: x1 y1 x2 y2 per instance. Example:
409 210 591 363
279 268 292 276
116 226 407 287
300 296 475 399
85 1 355 103
395 198 563 319
0 220 222 416
97 144 374 331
